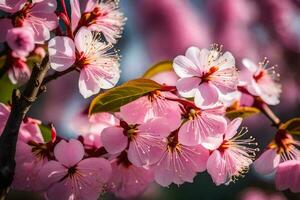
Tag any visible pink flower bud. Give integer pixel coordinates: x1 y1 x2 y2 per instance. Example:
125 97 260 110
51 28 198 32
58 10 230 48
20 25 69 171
6 27 34 58
8 58 31 85
33 47 46 59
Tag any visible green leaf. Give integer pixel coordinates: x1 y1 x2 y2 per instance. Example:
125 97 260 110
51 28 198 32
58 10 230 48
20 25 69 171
143 61 173 78
89 78 162 114
226 107 260 120
39 124 52 143
0 75 15 103
280 118 300 135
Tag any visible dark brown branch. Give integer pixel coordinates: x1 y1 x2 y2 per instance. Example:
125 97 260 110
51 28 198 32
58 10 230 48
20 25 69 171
0 56 50 199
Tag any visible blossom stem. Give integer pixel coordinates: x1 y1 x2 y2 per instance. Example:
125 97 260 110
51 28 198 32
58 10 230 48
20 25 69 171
0 56 50 199
42 66 77 86
256 100 281 128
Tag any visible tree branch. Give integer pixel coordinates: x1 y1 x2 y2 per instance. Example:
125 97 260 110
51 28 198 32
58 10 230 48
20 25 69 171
0 56 50 199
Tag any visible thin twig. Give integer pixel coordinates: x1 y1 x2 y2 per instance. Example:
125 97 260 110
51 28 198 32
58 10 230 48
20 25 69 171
255 100 281 128
42 66 76 86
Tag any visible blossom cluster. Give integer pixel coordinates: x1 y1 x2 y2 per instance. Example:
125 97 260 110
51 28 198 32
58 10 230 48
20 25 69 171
0 0 299 200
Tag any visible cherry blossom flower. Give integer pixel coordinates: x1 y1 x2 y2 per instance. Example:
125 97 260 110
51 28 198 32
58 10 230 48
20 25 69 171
0 0 58 43
38 139 112 200
178 103 227 149
70 0 126 44
12 118 49 191
72 111 119 149
8 57 31 84
275 160 300 193
48 26 120 98
254 130 300 175
241 58 281 105
154 131 209 186
101 115 170 167
6 27 34 58
207 118 258 185
108 151 154 199
173 45 238 107
120 90 182 130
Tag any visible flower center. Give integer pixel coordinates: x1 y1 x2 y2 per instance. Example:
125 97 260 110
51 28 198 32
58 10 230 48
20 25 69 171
147 90 161 102
188 108 200 120
201 66 219 82
120 121 138 141
77 7 108 31
253 70 265 82
67 166 78 178
28 140 52 160
269 130 297 155
167 131 181 152
12 2 32 26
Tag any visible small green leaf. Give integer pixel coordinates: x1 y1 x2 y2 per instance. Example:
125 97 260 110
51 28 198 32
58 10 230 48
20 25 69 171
226 107 260 120
89 78 162 114
280 118 300 135
0 75 15 103
39 124 52 143
143 61 173 78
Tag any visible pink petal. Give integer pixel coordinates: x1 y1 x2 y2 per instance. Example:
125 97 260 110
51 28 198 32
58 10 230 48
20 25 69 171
185 46 203 68
23 21 50 44
139 118 171 137
109 162 154 198
54 139 85 167
101 127 127 154
194 82 219 107
207 150 227 185
75 27 93 53
275 160 300 192
30 12 58 30
154 164 174 187
120 96 151 124
70 0 81 31
211 52 235 70
0 0 26 13
12 159 45 191
46 180 80 200
201 135 223 150
0 19 13 42
78 67 101 98
254 149 280 175
176 77 201 98
179 111 226 147
30 0 57 13
225 117 242 140
38 160 67 190
48 36 76 71
242 58 258 73
178 121 201 146
83 0 98 12
77 157 112 184
8 60 31 85
120 93 181 131
151 71 179 86
173 55 200 78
